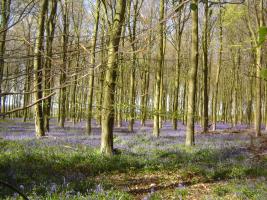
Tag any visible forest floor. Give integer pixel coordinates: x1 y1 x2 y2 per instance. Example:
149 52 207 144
0 119 267 200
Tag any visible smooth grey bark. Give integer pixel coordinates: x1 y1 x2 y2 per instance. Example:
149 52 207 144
101 0 126 156
59 0 69 128
86 0 100 135
43 0 57 132
0 0 11 114
127 0 140 132
33 0 48 137
212 5 223 131
185 0 198 146
153 0 164 137
202 0 209 132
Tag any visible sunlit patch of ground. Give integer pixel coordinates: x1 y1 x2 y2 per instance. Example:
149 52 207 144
0 118 266 199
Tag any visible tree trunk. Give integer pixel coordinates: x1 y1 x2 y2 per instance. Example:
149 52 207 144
153 0 164 137
59 1 69 128
86 0 100 134
101 0 126 156
0 0 10 114
33 0 48 137
212 6 223 131
202 0 209 132
185 0 198 146
254 0 263 137
43 0 57 132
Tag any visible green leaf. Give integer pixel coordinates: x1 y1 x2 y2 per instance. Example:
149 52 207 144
258 26 267 46
190 3 197 11
260 68 267 79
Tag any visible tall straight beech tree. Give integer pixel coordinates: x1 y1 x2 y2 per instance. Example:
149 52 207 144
202 0 209 133
171 0 187 130
254 0 264 137
140 11 152 127
127 0 141 132
246 0 264 137
0 0 11 115
212 4 223 131
153 0 164 137
58 0 69 128
185 0 198 146
43 0 57 132
86 0 100 135
23 20 32 122
33 0 48 137
101 0 126 156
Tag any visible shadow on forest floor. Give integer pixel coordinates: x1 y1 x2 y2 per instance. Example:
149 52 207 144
0 119 267 199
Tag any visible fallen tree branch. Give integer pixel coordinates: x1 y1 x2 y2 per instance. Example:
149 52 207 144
0 180 29 200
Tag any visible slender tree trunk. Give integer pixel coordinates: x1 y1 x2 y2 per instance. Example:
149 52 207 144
172 4 185 130
182 80 187 125
43 0 57 132
255 0 263 137
212 6 223 131
153 0 164 137
71 37 80 125
59 1 69 128
86 0 100 134
255 47 262 136
185 0 198 146
127 0 141 132
2 66 8 118
232 52 238 126
140 10 152 126
172 53 180 130
202 0 209 132
23 27 32 122
33 0 48 137
116 24 126 128
97 22 106 126
0 0 10 114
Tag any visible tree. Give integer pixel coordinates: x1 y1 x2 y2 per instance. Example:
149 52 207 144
185 0 198 146
246 0 264 137
33 0 48 137
22 18 33 122
101 0 126 156
212 4 223 131
0 0 11 115
86 0 100 135
202 0 209 132
140 6 153 127
254 0 264 137
127 0 141 132
58 0 69 128
171 0 188 130
153 0 164 137
43 0 57 132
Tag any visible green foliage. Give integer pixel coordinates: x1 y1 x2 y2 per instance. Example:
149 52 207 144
89 190 133 200
213 185 231 197
258 26 267 46
211 180 267 200
229 166 246 178
223 5 246 27
149 193 163 200
190 3 197 11
260 68 267 79
175 187 189 198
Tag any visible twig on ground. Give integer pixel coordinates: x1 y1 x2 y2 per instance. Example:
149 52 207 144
0 180 30 200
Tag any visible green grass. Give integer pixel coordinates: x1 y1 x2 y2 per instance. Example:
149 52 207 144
210 179 267 200
0 139 267 199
